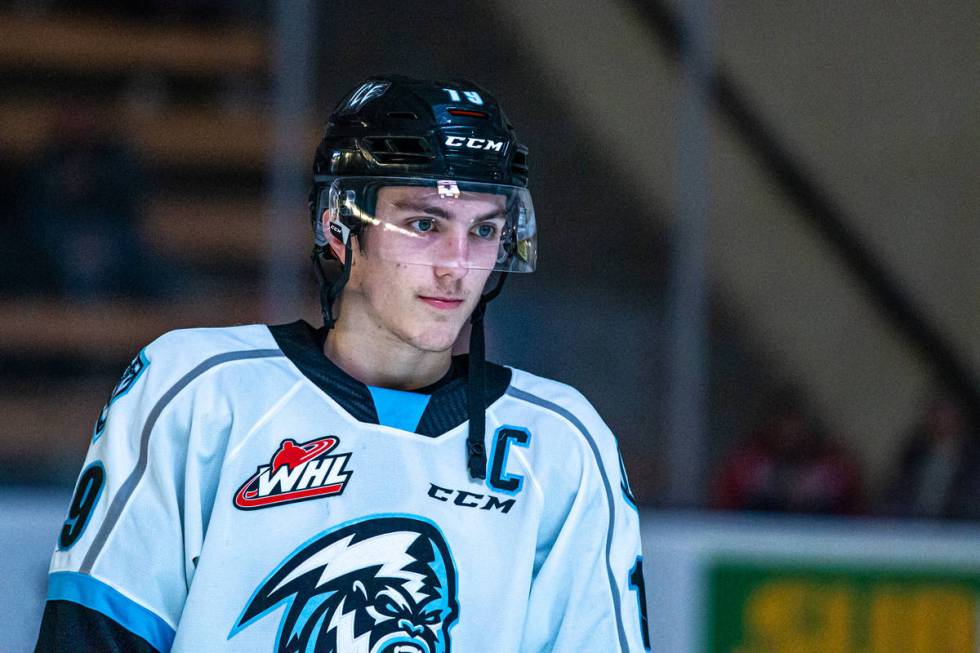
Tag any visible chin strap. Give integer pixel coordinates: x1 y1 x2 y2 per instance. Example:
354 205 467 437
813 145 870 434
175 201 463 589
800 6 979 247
466 272 508 480
312 241 353 330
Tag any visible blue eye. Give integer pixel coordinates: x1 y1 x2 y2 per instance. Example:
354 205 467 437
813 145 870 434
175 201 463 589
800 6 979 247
411 218 435 233
376 597 400 616
421 611 441 624
473 223 497 239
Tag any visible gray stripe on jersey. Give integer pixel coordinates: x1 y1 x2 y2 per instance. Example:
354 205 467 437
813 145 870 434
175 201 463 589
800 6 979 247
504 386 629 653
80 348 285 574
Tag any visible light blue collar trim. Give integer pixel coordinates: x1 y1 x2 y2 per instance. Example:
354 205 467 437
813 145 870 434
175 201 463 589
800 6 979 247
368 386 431 432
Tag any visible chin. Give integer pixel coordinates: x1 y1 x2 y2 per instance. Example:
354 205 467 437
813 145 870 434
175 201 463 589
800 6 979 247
401 321 462 353
408 332 459 353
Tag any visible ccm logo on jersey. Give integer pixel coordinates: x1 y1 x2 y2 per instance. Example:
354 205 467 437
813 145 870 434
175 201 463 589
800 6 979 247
444 136 505 152
234 437 352 510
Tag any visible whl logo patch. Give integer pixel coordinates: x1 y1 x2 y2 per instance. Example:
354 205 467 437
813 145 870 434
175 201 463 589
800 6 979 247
234 437 352 510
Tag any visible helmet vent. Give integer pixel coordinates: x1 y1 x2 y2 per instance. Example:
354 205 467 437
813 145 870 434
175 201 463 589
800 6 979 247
510 149 529 176
386 111 419 120
362 137 435 165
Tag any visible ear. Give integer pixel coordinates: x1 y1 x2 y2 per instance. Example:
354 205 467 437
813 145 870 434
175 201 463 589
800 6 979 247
328 234 347 264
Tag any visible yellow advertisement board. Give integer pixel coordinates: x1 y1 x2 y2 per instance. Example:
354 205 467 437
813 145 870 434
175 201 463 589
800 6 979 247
708 561 980 653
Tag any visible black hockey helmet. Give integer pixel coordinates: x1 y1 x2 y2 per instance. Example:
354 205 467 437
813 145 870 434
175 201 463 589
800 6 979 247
309 75 530 251
308 75 535 481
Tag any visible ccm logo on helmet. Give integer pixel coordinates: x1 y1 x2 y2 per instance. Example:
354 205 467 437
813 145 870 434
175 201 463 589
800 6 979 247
445 136 505 152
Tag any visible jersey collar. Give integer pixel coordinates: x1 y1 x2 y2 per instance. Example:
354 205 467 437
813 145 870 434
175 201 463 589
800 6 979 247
267 320 511 437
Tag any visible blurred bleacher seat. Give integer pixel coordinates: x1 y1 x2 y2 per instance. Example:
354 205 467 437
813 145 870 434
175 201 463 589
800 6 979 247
0 5 315 483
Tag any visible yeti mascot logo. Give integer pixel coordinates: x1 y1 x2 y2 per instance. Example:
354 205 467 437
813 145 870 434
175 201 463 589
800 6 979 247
231 516 459 653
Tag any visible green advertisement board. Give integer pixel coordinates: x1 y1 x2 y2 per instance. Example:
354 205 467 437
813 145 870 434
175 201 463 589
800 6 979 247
708 559 980 653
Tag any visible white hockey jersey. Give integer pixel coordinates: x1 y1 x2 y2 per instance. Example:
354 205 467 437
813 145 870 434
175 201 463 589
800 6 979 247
44 320 649 652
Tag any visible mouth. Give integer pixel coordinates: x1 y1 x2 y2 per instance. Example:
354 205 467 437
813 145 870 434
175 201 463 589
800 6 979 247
380 643 425 653
418 295 464 310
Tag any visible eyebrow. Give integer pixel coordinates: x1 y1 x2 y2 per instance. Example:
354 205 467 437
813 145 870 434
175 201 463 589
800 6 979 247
390 199 506 223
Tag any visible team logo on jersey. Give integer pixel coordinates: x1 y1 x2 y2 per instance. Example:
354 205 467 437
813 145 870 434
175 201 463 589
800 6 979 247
231 515 459 653
234 437 352 510
93 350 149 443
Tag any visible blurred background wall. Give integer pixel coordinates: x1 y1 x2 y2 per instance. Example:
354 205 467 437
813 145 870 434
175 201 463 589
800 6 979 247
0 1 977 651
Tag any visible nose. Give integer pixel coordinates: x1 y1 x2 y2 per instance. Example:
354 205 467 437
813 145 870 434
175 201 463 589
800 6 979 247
397 618 425 636
432 262 469 280
432 234 470 279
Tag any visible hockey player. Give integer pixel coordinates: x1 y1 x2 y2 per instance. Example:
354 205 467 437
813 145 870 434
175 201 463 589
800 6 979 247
36 75 649 652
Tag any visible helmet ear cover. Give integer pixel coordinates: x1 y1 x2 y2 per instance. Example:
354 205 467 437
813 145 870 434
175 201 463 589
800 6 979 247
309 176 365 263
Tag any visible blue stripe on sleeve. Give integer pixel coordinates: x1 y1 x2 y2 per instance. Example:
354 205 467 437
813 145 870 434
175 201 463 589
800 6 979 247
47 571 176 652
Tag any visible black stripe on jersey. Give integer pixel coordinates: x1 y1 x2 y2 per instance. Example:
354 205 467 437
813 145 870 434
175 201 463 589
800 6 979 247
269 320 511 437
416 354 511 437
270 320 379 423
505 386 630 653
35 600 158 653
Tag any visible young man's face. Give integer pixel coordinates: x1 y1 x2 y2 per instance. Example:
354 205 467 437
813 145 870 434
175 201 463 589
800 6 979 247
336 185 507 353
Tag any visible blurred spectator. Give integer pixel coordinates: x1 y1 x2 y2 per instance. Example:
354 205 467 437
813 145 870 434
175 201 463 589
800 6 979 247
882 393 980 520
25 102 156 300
712 388 862 515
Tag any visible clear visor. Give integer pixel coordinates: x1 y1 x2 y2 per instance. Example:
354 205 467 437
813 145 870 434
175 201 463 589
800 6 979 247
325 176 537 272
